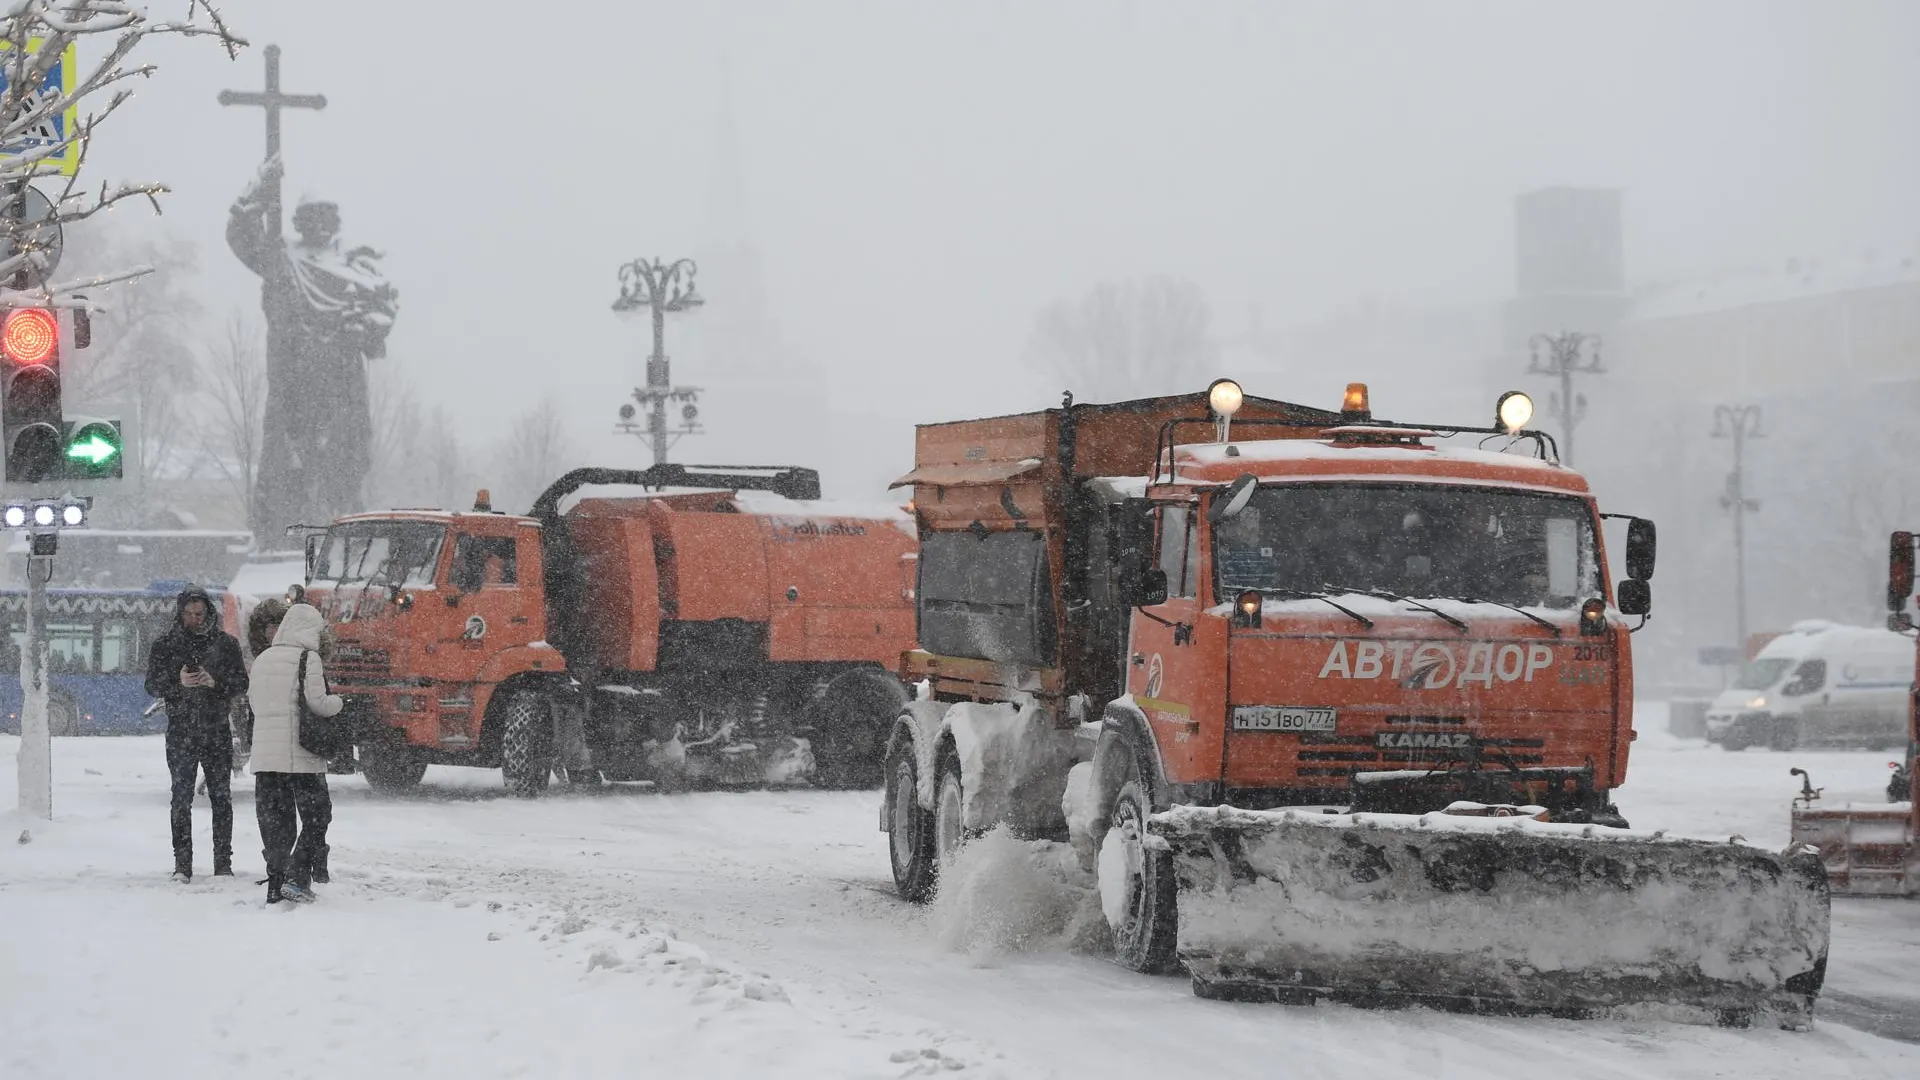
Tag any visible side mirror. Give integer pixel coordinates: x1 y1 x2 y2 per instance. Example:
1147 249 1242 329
1626 518 1656 582
1207 473 1259 524
1889 531 1914 616
303 534 322 584
1617 578 1651 616
1124 568 1169 608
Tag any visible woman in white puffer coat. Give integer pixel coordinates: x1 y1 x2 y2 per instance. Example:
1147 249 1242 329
247 603 343 904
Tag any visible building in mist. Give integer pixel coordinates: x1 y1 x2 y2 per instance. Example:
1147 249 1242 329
668 95 846 497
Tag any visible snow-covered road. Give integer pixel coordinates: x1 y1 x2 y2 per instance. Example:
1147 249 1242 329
3 709 1917 1080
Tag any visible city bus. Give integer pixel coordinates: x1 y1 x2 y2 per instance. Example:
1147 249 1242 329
0 586 219 736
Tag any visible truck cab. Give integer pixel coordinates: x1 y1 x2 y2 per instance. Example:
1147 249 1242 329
305 503 562 788
1113 423 1642 817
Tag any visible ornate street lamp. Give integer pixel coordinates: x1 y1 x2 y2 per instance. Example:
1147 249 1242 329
612 256 706 465
1526 331 1604 466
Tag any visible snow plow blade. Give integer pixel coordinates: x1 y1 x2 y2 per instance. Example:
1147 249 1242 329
1152 806 1831 1028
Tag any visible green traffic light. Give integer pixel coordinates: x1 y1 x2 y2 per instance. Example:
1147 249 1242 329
66 431 117 465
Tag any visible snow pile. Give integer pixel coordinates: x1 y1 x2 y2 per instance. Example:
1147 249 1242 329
929 825 1108 961
1156 805 1831 1027
945 702 1079 832
1095 823 1135 929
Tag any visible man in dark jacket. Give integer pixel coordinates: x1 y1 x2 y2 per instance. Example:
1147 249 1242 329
144 585 249 882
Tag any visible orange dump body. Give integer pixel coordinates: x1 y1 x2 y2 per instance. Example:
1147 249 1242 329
562 492 919 674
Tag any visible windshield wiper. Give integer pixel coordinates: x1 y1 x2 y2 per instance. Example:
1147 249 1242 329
1348 587 1470 634
1260 588 1375 630
1459 596 1562 637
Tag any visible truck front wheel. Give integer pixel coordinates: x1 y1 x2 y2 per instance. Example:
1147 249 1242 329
887 740 936 902
359 740 426 793
1101 779 1178 974
500 691 554 799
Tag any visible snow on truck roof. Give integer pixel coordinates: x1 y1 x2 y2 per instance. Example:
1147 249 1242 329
1169 435 1586 494
336 490 913 532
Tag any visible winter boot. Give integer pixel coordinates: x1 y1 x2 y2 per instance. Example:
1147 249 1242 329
279 882 317 904
172 855 192 884
213 858 234 878
311 844 329 885
265 873 284 904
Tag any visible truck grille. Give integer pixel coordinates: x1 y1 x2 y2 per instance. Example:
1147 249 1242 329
1292 732 1546 778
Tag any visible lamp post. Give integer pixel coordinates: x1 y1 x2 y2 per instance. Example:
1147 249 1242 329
1712 403 1764 649
1526 331 1604 466
612 256 706 465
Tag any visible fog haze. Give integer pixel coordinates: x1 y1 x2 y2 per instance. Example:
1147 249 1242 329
75 0 1920 504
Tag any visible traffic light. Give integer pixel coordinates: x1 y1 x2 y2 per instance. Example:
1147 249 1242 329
60 417 121 480
1 306 62 482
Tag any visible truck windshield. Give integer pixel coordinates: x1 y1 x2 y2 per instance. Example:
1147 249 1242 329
1214 483 1600 609
1733 657 1793 690
313 522 446 588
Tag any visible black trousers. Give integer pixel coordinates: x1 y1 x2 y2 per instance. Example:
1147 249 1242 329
254 772 332 888
166 729 232 868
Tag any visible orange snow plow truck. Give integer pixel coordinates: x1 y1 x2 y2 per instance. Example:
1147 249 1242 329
1787 529 1920 895
302 464 917 797
882 381 1831 1026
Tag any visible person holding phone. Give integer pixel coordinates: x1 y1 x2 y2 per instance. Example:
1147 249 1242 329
144 585 249 883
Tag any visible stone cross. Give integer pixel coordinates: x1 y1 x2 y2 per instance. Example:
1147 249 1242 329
216 45 325 243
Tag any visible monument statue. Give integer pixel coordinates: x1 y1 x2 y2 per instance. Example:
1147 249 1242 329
220 46 398 547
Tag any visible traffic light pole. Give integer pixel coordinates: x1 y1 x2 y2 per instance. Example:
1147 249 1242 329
16 532 51 819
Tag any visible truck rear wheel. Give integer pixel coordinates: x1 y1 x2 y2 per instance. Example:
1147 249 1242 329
933 751 966 868
500 691 554 799
1102 779 1178 974
811 676 900 790
359 741 426 793
887 740 936 902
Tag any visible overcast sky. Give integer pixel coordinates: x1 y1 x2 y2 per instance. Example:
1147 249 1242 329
80 0 1920 498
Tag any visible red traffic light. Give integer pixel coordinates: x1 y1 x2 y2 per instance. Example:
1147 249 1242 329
3 308 57 366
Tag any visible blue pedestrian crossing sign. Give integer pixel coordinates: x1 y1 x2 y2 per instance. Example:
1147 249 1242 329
0 39 80 177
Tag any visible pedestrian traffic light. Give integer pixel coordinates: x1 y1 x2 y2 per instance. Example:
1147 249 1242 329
1 306 62 483
60 417 121 480
0 495 89 529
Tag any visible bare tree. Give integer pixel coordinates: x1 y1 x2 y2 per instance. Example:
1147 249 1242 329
56 228 205 490
423 406 475 512
0 4 240 302
196 312 266 522
1027 277 1219 402
366 363 425 508
364 368 484 514
490 397 575 514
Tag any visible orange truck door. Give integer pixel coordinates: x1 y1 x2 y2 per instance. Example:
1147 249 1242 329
1127 504 1219 786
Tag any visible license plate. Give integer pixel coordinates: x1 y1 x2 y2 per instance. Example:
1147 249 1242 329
1232 705 1336 732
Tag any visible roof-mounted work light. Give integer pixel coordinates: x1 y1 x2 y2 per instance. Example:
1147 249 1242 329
1496 390 1534 435
1208 378 1245 444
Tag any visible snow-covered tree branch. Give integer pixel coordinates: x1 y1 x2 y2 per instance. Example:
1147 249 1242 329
1028 277 1219 403
0 1 241 302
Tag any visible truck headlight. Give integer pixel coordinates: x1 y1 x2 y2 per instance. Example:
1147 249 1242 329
1744 696 1767 709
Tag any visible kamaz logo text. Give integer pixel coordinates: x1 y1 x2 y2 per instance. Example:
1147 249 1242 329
1376 731 1475 750
771 522 868 541
1318 641 1562 690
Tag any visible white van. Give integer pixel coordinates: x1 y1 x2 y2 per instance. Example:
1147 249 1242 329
1706 621 1915 751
